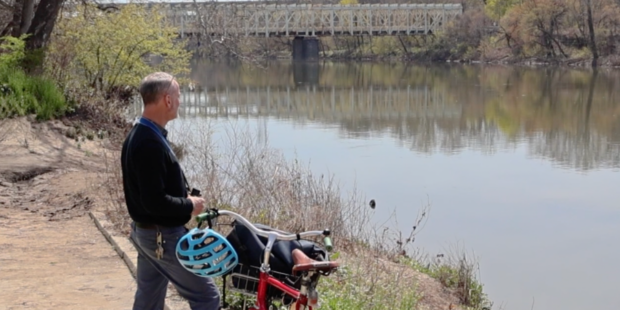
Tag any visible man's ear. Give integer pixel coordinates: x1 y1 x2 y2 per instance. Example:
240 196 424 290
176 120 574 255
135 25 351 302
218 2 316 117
165 94 171 108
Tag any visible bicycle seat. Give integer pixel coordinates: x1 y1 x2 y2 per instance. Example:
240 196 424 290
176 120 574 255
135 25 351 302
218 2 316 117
291 249 339 273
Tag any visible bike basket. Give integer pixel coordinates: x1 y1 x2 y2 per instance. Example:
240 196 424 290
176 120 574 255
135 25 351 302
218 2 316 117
227 263 301 298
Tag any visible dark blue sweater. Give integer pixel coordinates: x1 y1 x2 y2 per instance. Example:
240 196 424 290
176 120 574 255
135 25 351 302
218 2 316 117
120 122 193 227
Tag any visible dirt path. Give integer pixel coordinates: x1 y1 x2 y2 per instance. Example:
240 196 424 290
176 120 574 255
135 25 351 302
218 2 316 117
0 117 138 310
0 206 136 310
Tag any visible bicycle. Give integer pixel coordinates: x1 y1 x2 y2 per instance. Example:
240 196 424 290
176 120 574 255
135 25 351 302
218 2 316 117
177 209 340 310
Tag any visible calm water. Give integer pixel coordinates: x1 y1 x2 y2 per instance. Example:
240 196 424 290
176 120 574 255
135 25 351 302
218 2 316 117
164 61 620 310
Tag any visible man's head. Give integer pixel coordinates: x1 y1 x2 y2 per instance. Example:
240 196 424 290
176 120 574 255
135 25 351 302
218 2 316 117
139 72 181 121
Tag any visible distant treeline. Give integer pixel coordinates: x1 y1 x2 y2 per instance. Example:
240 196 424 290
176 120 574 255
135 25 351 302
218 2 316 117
192 0 619 67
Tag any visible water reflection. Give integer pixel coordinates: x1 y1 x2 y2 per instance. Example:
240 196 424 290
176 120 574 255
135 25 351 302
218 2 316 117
292 62 320 86
181 61 620 172
162 60 620 310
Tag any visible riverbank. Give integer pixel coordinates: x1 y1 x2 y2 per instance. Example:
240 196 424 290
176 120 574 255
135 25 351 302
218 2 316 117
193 42 618 70
0 113 489 309
324 52 620 68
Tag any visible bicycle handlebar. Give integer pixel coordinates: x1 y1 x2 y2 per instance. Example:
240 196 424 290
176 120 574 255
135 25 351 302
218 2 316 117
196 209 333 251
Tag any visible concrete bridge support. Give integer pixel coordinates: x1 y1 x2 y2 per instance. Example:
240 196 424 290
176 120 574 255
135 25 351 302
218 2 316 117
292 36 319 61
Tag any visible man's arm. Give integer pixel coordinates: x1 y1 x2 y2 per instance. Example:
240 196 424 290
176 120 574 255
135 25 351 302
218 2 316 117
133 139 194 217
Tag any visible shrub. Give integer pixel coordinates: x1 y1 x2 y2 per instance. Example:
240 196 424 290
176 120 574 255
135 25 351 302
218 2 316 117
0 36 68 120
46 3 192 96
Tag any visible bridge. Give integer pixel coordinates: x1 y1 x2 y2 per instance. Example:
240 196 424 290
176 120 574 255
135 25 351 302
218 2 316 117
100 1 463 37
131 85 458 119
97 1 462 59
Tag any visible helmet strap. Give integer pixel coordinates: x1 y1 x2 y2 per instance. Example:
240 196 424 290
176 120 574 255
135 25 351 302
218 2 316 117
221 274 229 309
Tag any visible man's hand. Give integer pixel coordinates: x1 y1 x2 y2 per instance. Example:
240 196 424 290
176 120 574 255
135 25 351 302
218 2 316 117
188 196 206 216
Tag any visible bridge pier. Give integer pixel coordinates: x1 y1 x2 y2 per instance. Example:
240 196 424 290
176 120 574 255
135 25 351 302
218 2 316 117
292 36 319 61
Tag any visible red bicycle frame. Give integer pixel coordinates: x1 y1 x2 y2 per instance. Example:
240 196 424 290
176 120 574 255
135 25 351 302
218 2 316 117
250 270 311 310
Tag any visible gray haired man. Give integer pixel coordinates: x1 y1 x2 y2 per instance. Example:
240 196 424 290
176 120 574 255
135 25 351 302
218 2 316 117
121 72 221 309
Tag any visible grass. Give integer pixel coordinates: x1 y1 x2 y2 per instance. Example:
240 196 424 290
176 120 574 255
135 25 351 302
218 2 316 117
0 65 69 120
403 250 492 310
101 118 493 310
0 35 71 121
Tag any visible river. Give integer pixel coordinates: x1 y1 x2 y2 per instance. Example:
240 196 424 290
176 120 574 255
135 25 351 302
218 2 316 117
153 60 620 310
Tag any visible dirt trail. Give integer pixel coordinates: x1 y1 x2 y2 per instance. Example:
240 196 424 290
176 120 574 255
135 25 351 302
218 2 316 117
0 206 136 310
0 117 137 310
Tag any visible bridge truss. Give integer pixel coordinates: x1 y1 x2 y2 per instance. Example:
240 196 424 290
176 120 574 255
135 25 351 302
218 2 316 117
107 2 464 37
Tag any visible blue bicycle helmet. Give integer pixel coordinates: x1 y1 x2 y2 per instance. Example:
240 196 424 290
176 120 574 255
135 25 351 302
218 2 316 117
176 227 239 278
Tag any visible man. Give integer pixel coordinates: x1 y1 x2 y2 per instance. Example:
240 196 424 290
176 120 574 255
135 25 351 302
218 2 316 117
121 72 221 310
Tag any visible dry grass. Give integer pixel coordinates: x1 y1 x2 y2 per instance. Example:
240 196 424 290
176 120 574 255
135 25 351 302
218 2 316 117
170 120 371 242
101 147 132 236
63 90 135 145
100 117 491 310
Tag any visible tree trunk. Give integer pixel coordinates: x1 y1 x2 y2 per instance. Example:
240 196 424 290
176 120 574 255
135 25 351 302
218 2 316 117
25 0 64 51
397 35 409 54
20 0 35 35
2 0 24 37
585 0 598 67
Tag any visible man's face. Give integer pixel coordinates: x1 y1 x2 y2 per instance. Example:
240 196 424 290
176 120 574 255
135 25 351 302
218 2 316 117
165 80 181 120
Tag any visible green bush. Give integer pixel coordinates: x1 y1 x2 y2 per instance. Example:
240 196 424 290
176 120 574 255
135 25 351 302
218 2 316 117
47 3 191 95
0 36 68 120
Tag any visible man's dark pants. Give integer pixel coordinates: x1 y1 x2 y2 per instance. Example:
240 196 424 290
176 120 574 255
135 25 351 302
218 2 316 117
129 222 221 310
